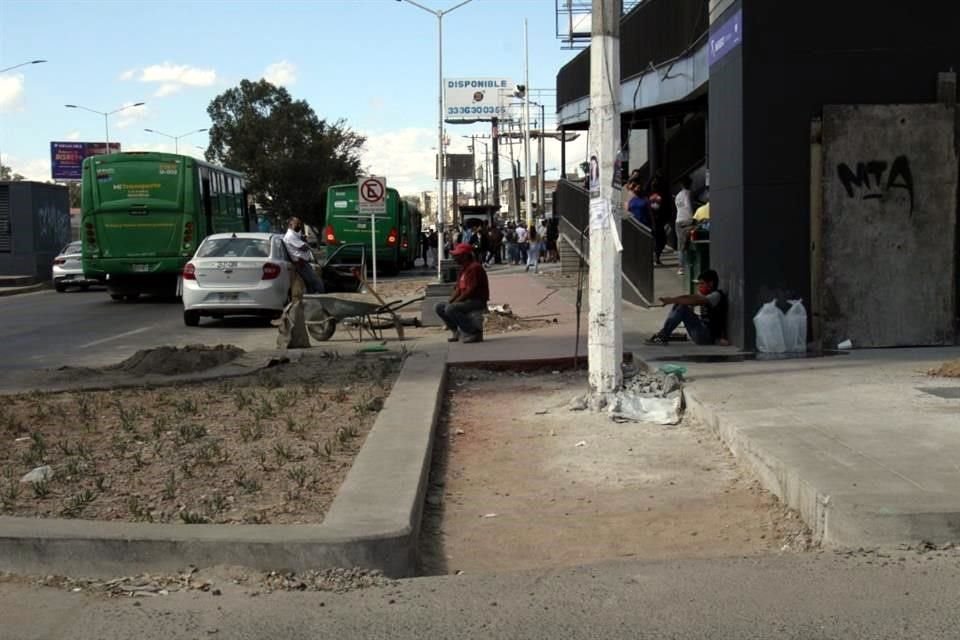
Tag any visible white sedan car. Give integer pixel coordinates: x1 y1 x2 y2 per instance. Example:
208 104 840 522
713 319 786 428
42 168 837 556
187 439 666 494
181 233 293 326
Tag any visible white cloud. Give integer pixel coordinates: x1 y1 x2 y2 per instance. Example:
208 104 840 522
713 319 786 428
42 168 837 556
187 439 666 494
119 69 135 81
361 128 439 195
4 155 52 182
0 74 25 111
154 83 182 97
139 62 216 86
114 102 149 129
263 61 297 86
65 130 81 141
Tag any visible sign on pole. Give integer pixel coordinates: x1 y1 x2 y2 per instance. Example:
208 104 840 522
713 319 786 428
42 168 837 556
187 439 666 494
444 78 513 123
358 176 387 288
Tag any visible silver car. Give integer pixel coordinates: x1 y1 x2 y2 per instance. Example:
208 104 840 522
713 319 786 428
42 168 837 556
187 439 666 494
52 241 104 292
181 233 293 326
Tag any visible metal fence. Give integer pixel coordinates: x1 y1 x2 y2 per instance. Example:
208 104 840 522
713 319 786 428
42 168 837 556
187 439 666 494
557 0 709 110
553 179 655 306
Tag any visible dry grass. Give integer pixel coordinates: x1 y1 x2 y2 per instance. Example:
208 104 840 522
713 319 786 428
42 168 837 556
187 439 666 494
0 354 400 525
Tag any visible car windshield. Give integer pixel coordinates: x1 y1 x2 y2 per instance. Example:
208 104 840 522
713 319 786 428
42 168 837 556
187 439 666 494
197 237 270 259
62 242 81 255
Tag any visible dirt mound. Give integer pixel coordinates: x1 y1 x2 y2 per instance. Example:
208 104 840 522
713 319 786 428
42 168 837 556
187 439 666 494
928 360 960 378
106 345 244 377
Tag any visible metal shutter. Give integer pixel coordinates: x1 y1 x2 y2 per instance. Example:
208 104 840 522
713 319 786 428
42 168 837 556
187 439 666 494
0 185 10 253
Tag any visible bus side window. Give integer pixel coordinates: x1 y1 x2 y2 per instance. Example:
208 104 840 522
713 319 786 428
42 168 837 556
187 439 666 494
201 174 213 234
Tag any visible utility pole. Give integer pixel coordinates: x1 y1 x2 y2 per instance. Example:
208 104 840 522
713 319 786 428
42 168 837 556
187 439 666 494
491 118 500 211
538 102 546 217
588 0 623 395
523 18 533 226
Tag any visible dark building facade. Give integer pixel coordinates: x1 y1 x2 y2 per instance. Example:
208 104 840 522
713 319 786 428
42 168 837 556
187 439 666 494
556 0 960 348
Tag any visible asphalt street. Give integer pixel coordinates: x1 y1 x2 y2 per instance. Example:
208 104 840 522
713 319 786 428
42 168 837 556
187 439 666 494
0 287 276 371
3 551 960 639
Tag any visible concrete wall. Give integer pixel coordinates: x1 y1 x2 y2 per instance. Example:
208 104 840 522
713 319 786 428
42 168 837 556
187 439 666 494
708 0 960 348
820 104 957 347
0 182 70 280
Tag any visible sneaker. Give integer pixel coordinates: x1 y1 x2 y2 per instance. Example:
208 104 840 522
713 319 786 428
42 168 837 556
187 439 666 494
644 333 669 345
461 333 484 344
677 269 685 276
447 331 460 342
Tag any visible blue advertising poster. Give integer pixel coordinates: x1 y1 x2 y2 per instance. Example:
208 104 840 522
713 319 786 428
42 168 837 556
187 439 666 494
50 142 121 180
708 9 742 67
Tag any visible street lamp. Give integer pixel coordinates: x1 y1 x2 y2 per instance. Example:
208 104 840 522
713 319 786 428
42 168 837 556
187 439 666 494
0 59 46 74
396 0 474 279
65 102 146 155
143 128 208 154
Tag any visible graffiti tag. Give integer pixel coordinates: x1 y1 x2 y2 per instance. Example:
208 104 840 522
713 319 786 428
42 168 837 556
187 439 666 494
837 155 914 214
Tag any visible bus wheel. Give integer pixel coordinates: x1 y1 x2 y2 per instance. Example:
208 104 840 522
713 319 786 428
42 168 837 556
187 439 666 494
183 310 201 327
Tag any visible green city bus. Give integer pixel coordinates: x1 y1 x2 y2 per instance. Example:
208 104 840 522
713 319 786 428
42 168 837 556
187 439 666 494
80 152 248 300
324 184 422 274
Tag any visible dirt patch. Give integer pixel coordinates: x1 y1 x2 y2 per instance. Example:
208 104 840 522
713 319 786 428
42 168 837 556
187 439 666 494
105 345 244 377
483 309 560 334
928 360 960 378
419 368 813 575
0 353 401 525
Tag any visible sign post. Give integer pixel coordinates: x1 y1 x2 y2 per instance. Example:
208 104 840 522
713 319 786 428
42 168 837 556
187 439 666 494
358 176 387 289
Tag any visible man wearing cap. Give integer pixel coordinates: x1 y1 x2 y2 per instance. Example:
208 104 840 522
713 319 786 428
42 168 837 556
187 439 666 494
436 242 489 343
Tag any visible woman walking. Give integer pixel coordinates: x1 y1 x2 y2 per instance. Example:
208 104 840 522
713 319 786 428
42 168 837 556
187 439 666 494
525 225 542 274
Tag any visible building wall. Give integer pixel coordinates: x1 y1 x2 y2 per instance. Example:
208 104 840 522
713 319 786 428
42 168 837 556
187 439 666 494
820 104 957 347
709 0 960 347
0 182 70 280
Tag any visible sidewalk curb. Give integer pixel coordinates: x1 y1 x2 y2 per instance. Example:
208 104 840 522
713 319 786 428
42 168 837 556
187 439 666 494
0 283 47 298
683 384 960 546
0 349 447 578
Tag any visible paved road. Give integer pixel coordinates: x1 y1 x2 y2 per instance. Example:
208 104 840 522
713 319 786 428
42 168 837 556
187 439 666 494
3 551 959 639
0 287 276 371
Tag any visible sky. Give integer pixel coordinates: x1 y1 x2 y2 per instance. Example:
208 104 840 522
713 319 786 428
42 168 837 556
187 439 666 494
0 0 588 196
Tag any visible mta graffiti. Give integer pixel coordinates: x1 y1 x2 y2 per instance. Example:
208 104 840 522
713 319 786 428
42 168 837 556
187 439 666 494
837 156 914 214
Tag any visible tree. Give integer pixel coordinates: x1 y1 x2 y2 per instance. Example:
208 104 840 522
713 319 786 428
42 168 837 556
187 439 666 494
206 79 366 227
0 163 25 181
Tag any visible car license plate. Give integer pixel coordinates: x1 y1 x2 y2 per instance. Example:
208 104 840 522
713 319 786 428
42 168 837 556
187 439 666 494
219 293 239 301
131 264 150 272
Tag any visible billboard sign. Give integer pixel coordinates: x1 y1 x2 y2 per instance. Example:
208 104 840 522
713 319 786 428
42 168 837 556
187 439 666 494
444 78 512 122
435 153 475 181
50 142 121 180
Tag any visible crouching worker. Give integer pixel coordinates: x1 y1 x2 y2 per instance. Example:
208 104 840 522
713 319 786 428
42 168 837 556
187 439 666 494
436 242 489 343
647 269 729 346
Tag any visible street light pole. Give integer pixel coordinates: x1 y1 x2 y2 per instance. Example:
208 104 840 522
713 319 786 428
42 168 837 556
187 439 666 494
144 128 208 154
65 102 146 155
397 0 474 280
523 18 533 226
0 60 46 172
0 59 46 74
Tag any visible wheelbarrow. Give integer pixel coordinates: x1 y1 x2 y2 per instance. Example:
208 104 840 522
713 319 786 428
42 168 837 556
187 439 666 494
302 292 425 342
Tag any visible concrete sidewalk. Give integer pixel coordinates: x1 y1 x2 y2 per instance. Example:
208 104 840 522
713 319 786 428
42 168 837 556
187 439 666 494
453 268 960 547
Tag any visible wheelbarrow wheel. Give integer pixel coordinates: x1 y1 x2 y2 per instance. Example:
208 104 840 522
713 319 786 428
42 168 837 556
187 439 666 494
306 308 337 342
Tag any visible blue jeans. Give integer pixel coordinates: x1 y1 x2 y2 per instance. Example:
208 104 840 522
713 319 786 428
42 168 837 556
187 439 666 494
659 304 712 345
435 299 485 335
296 261 325 294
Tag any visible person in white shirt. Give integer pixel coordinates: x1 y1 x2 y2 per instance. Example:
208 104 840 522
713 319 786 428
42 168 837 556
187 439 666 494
283 217 324 294
674 176 695 276
515 223 529 265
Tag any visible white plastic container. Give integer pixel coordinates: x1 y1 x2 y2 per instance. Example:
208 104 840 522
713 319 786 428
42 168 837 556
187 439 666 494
754 300 787 353
783 299 808 353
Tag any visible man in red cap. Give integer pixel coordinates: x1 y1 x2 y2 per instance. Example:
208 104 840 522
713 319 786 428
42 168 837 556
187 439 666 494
436 242 490 343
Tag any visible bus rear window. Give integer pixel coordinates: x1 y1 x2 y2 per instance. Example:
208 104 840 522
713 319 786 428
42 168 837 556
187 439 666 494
197 237 270 258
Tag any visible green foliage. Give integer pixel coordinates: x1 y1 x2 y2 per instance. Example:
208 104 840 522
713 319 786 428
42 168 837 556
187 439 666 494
206 79 366 226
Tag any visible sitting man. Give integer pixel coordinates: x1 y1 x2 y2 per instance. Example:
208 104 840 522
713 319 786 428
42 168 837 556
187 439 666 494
647 269 728 346
436 242 489 343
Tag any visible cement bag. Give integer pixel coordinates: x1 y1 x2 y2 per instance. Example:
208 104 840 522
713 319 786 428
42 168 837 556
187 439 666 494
783 299 807 353
754 300 786 353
